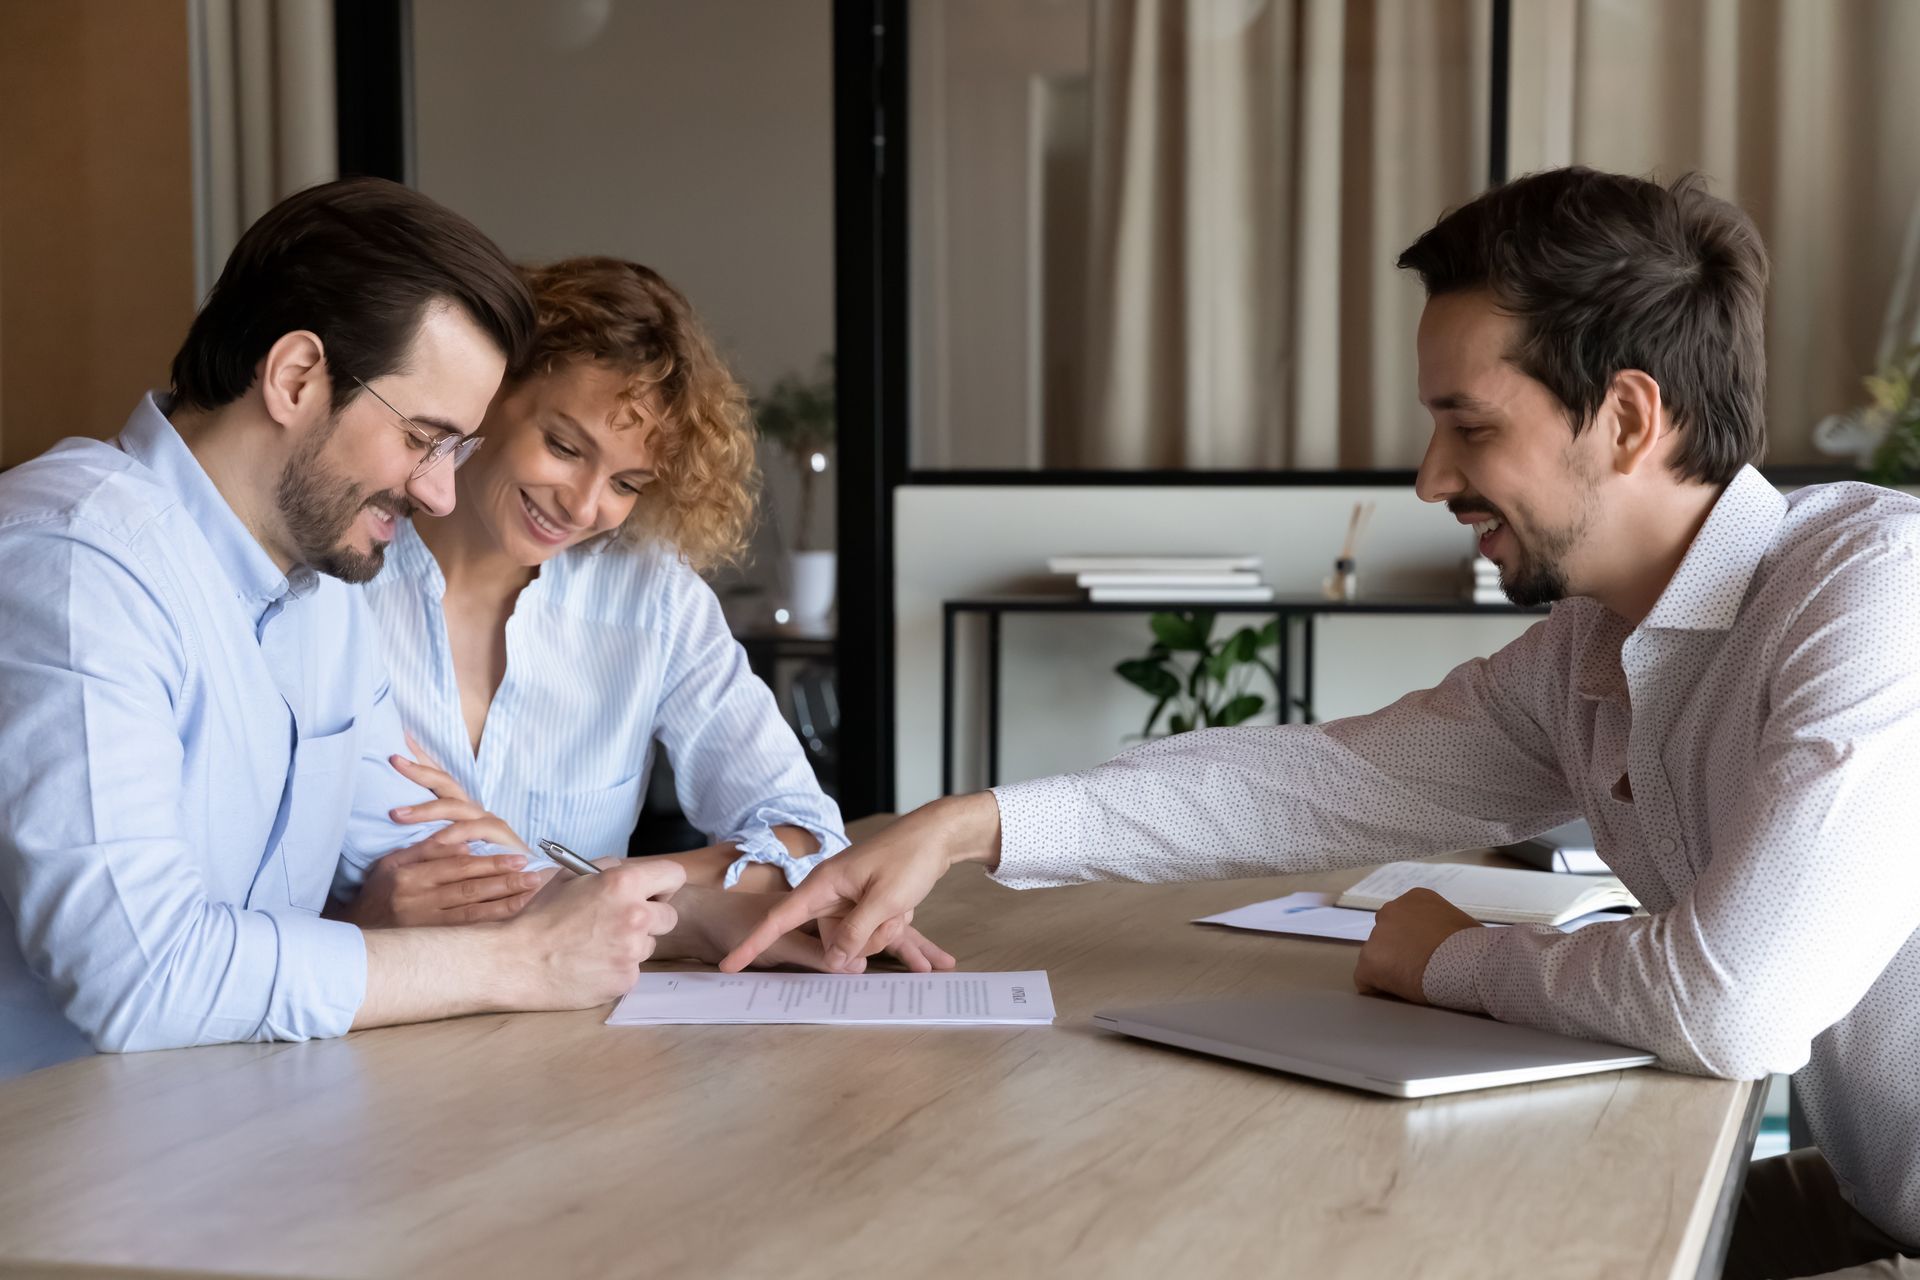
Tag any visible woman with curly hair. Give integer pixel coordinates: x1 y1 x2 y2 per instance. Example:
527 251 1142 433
345 257 951 971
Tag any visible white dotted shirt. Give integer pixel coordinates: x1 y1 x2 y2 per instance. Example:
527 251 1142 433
992 465 1920 1245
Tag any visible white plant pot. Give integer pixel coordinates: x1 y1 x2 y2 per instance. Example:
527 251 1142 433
787 550 837 626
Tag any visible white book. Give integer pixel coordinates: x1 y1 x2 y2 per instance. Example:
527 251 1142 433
1047 554 1262 575
1076 571 1264 589
1335 861 1638 926
1089 585 1276 603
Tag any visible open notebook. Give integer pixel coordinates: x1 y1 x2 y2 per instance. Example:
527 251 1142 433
1335 861 1639 927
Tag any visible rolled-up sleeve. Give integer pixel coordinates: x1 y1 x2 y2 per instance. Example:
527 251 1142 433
0 522 366 1054
650 563 848 880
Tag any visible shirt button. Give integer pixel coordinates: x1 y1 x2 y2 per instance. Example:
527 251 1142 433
1656 836 1677 854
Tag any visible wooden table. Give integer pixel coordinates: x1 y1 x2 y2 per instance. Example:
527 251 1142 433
0 839 1758 1280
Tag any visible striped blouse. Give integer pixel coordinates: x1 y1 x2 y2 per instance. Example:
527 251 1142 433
360 520 847 885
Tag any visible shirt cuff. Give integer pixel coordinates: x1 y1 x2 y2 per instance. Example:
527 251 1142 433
472 837 556 873
256 911 369 1041
987 775 1092 889
1422 924 1498 1014
721 817 848 889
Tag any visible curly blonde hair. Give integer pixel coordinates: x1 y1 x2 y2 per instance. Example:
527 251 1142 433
512 257 758 572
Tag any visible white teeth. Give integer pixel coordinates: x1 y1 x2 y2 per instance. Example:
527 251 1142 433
1473 516 1503 537
522 492 565 538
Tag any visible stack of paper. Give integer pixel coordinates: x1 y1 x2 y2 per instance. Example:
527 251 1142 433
1465 555 1505 605
1047 554 1273 603
606 971 1056 1026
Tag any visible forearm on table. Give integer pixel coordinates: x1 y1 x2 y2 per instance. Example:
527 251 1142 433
353 925 521 1029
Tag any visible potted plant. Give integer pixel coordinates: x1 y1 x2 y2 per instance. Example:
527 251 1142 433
1116 611 1281 737
754 354 837 625
1864 345 1920 485
1813 344 1920 484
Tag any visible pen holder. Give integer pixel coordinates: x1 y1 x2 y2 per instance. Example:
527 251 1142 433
1322 557 1358 601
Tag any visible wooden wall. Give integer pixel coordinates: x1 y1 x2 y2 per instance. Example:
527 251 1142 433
0 0 196 467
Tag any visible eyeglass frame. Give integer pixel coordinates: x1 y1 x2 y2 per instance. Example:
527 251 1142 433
350 375 484 478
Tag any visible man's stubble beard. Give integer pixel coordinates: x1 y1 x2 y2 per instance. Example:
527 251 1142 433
275 413 415 584
1499 451 1601 608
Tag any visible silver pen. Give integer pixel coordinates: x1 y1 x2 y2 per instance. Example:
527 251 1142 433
537 838 601 877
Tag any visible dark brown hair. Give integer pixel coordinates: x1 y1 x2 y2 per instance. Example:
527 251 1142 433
514 257 758 571
1396 166 1769 484
170 177 534 412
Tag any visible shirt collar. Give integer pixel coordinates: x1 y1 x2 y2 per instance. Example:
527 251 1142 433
1570 604 1633 703
386 517 561 602
385 517 447 598
1638 465 1787 633
115 393 316 623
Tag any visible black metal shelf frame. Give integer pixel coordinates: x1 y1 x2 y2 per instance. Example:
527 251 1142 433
938 595 1546 796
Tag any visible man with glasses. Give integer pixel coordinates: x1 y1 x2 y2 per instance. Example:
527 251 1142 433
0 179 686 1076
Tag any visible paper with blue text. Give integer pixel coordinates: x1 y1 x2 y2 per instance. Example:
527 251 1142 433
1196 892 1627 942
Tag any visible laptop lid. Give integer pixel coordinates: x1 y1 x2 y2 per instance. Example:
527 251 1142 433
1092 990 1656 1098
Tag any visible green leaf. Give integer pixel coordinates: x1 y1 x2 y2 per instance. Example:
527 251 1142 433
1257 618 1280 649
1115 659 1180 699
1187 654 1210 700
1149 611 1208 652
1141 693 1173 738
1218 693 1266 727
1168 713 1192 734
1224 626 1259 665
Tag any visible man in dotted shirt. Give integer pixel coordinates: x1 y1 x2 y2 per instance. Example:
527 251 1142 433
731 167 1920 1278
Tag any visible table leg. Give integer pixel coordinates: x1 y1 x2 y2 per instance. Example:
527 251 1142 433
941 604 957 797
1302 613 1317 723
985 610 1002 787
1276 611 1292 725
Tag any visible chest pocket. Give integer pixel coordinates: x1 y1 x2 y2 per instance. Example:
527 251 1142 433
528 770 648 862
269 720 361 913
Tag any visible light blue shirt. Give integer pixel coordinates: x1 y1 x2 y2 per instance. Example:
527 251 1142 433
0 396 438 1077
362 519 847 884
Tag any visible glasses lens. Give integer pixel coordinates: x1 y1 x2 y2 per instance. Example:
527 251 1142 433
408 434 482 479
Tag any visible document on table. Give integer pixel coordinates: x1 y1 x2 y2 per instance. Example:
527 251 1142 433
606 970 1056 1026
1194 892 1626 943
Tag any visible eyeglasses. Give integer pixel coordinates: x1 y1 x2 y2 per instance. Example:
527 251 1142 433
351 376 484 478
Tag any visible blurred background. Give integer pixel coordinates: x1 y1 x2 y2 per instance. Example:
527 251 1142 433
3 0 1917 848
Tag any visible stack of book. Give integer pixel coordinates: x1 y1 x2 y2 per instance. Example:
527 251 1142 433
1465 555 1505 605
1047 555 1273 603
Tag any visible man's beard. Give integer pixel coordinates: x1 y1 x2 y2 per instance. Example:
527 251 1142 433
275 418 415 584
1498 526 1575 607
1452 478 1595 608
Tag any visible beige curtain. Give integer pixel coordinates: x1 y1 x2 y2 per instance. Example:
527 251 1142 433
193 0 339 295
1512 0 1920 465
1065 0 1488 469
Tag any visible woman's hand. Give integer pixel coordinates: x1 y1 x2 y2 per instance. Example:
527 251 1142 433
340 739 555 928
